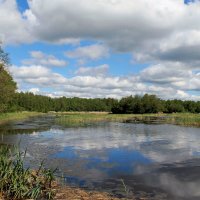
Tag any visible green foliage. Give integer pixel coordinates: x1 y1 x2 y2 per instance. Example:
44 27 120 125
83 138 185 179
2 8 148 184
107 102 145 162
0 145 56 200
0 64 17 112
0 47 17 113
112 94 164 114
112 94 199 114
0 46 10 65
6 92 199 114
11 92 117 113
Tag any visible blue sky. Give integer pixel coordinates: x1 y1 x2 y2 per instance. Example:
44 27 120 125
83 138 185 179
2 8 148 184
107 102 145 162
1 0 200 100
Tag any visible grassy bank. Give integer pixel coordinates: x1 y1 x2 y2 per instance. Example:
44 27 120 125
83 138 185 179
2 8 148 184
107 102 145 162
0 145 56 200
165 113 200 127
0 112 44 125
56 112 200 127
0 145 123 200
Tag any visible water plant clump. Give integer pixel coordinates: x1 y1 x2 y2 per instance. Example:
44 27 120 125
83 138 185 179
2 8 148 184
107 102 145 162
0 145 56 200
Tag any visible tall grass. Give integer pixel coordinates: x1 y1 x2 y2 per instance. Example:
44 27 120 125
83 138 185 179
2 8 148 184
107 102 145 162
56 112 200 127
165 113 200 127
0 112 44 125
56 113 165 127
0 145 56 200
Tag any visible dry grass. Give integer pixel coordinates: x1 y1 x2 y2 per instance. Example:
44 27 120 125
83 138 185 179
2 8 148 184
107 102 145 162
55 186 123 200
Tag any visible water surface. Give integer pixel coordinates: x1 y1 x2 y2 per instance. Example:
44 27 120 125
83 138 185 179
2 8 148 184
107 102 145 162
1 116 200 199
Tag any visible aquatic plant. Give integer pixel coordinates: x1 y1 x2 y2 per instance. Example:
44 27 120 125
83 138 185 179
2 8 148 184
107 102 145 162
120 179 133 198
0 145 56 200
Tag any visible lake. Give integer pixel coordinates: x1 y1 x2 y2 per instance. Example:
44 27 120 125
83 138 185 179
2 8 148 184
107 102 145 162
0 115 200 200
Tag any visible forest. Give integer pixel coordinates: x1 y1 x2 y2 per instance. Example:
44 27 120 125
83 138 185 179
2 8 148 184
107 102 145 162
5 92 199 114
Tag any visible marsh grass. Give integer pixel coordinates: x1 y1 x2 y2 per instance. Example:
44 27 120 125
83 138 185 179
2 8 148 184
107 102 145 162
0 145 56 200
56 112 200 127
56 113 164 127
165 113 200 127
0 112 44 125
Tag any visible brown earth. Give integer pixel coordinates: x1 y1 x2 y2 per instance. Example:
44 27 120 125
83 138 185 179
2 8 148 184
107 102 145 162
55 186 124 200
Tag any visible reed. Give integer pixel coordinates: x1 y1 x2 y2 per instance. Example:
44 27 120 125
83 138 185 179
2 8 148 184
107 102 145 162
0 145 56 200
165 113 200 127
0 112 44 125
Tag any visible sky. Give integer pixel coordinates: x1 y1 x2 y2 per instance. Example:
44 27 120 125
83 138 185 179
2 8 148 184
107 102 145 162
0 0 200 100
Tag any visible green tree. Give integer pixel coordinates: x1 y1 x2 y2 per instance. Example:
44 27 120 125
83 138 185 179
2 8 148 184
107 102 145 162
0 46 10 65
0 47 17 112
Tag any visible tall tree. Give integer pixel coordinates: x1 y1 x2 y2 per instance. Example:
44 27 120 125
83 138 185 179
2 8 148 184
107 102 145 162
0 45 10 65
0 46 17 112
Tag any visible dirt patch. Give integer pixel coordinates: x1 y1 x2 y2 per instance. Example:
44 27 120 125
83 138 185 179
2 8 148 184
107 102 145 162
55 186 126 200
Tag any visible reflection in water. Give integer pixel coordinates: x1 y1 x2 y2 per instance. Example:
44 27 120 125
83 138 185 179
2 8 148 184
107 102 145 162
1 118 200 199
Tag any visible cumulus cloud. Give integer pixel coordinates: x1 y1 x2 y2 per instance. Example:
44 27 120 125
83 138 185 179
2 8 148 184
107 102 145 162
0 0 32 44
140 63 191 84
1 0 200 99
140 62 200 91
65 44 109 64
2 0 200 62
10 65 67 88
75 64 109 76
23 0 200 53
8 64 200 100
22 51 67 67
26 0 179 46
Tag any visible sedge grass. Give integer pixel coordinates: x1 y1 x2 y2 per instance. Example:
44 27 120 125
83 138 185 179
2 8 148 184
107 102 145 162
0 112 44 125
56 112 200 127
165 113 200 127
0 145 56 200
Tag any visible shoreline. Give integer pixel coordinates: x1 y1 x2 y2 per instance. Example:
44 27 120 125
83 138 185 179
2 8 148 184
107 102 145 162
0 111 44 125
0 112 199 128
54 186 122 200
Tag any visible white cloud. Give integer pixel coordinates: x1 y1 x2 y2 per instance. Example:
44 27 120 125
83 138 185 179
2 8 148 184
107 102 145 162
65 44 109 64
22 51 67 67
29 88 40 94
140 62 200 91
75 64 109 76
1 0 200 99
8 64 200 100
140 63 191 84
18 0 198 75
2 0 200 63
0 0 32 44
9 65 67 88
10 65 50 78
26 0 180 46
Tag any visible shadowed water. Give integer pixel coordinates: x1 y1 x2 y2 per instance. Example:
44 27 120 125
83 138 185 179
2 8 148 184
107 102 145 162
0 116 200 199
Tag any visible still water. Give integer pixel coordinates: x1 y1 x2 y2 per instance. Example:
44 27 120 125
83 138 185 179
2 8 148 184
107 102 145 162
0 116 200 199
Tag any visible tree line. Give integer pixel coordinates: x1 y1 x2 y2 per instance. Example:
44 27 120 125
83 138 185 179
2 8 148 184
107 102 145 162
0 47 199 114
111 94 200 114
5 89 200 114
8 92 116 113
